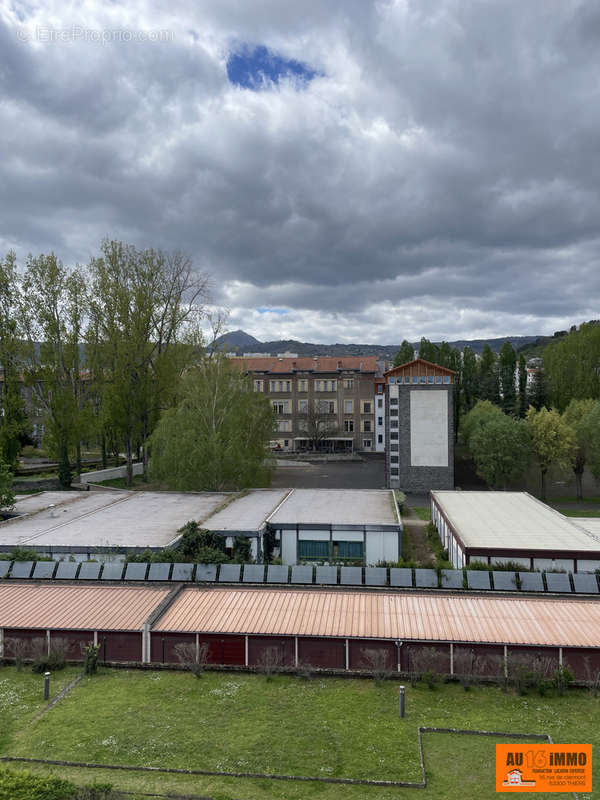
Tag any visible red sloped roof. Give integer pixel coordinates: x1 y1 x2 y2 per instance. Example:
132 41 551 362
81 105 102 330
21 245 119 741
384 358 455 376
235 356 379 374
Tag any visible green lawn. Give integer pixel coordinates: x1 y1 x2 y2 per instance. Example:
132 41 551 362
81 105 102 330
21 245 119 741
1 667 598 799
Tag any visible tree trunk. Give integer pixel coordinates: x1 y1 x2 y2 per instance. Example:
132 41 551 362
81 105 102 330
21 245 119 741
540 468 547 501
575 469 584 502
58 439 72 489
76 441 82 479
101 435 107 470
126 437 133 488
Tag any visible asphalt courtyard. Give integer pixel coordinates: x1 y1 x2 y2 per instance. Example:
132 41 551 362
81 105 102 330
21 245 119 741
271 455 386 490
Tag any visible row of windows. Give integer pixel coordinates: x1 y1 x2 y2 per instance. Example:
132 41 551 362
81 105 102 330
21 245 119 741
389 375 451 385
256 378 356 393
298 540 364 560
277 418 373 433
272 399 373 414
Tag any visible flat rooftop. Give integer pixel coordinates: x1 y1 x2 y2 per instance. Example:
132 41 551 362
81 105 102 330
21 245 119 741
202 489 290 533
12 492 82 515
267 489 400 527
0 491 229 550
432 491 600 552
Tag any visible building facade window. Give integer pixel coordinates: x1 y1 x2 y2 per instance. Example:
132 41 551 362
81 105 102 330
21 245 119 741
278 420 291 432
390 419 398 428
377 398 383 408
361 400 372 413
390 397 398 405
344 419 354 432
343 378 354 390
378 416 383 425
316 399 337 414
362 439 372 449
297 379 308 392
344 399 354 413
390 431 399 440
270 380 292 392
272 400 290 414
315 379 337 392
253 380 264 392
298 398 308 412
362 419 372 432
377 434 383 444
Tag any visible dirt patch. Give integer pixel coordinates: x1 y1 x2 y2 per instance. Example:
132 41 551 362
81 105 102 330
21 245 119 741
402 507 435 566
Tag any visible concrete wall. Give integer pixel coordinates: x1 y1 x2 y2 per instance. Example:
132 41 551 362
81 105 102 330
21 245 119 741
80 463 144 484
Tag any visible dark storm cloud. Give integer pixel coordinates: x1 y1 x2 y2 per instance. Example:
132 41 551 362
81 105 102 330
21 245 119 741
1 0 599 342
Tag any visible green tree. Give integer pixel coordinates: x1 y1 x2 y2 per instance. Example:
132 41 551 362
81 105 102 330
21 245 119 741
544 322 600 411
461 400 504 449
580 401 600 482
526 406 576 500
89 240 207 486
149 357 276 491
461 346 478 413
517 353 528 418
469 414 531 489
419 337 439 363
0 252 29 468
0 461 15 517
527 362 547 411
393 340 414 366
562 399 595 501
20 255 91 488
478 344 500 404
499 342 517 415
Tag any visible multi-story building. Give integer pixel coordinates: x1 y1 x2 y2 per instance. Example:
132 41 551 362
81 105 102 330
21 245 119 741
236 356 381 453
374 376 386 452
384 358 455 492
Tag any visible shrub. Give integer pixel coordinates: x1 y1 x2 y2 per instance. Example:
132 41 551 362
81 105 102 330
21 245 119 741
31 637 67 673
552 664 573 696
0 766 116 799
174 641 210 677
4 637 28 670
255 646 284 680
360 648 393 683
83 643 101 675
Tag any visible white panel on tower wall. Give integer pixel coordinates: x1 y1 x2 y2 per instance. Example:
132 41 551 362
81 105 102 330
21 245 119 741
410 390 448 467
281 531 297 565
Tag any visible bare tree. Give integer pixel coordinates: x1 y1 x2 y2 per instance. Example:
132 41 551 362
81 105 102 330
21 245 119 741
360 648 393 683
5 637 30 670
298 399 339 452
174 641 211 677
255 646 283 680
583 656 600 697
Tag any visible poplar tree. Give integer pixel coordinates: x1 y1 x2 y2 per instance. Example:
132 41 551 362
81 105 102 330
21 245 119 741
499 341 517 415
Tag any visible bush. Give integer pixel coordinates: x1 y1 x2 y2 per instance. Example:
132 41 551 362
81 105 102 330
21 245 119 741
31 637 67 673
552 664 573 696
83 643 101 675
0 767 115 799
174 641 210 677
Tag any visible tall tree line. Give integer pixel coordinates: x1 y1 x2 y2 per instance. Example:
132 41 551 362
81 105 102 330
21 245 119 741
0 240 208 488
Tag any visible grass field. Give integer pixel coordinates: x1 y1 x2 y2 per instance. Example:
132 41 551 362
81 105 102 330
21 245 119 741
1 667 598 800
411 507 432 521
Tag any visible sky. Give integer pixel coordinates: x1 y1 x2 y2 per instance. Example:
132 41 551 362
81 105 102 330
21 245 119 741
2 0 600 345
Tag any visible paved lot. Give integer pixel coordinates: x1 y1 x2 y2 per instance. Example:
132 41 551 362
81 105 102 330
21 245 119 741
271 456 386 490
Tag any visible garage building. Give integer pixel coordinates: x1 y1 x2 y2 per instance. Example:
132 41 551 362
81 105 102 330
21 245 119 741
431 491 600 572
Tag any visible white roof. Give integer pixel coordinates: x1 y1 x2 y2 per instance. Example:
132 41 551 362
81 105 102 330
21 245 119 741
0 491 229 549
431 491 600 552
202 490 290 532
570 518 600 542
267 489 400 527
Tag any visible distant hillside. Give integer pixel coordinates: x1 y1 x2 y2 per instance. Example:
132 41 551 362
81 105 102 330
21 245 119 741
214 331 541 359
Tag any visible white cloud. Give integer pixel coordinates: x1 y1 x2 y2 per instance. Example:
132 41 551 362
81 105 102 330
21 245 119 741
1 0 600 344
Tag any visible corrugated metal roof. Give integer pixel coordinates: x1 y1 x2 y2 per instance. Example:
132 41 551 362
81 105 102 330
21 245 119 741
431 491 600 552
153 586 600 648
0 584 169 631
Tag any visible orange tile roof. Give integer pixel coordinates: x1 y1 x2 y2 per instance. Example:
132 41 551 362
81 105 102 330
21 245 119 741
0 584 169 631
153 587 600 648
234 356 379 374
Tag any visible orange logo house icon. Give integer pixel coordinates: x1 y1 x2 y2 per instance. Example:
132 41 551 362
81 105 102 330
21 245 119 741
502 768 536 787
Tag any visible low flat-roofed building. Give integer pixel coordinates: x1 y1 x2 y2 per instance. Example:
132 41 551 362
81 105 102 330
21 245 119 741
200 489 291 560
431 490 600 572
0 490 229 559
266 488 402 566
